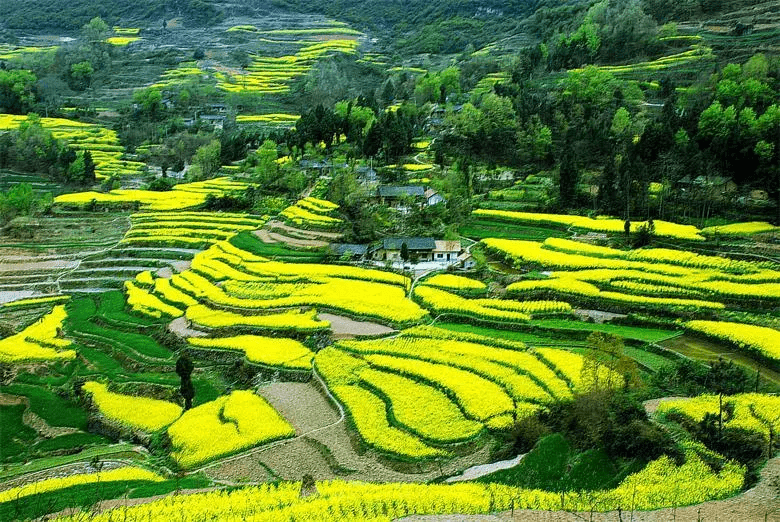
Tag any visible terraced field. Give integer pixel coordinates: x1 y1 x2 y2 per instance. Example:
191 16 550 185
1 3 779 515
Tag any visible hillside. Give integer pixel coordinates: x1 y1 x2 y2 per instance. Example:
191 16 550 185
1 0 779 520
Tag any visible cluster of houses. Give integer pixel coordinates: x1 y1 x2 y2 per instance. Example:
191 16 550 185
330 237 475 269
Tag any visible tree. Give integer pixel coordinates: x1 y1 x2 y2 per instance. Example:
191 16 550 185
190 140 222 180
70 61 94 91
175 355 195 410
0 69 37 114
707 358 750 435
83 150 95 183
581 332 637 391
0 183 51 225
557 142 578 208
249 139 278 184
400 242 409 263
81 17 109 44
133 87 163 118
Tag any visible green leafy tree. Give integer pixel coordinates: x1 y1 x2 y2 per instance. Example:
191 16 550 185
189 140 222 181
70 61 94 91
0 69 37 114
175 355 195 410
133 87 163 118
250 139 279 184
81 17 109 44
0 183 52 225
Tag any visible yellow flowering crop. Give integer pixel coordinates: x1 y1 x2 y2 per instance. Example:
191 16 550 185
484 238 690 275
152 278 199 307
474 209 705 240
365 353 513 421
535 348 621 391
124 281 183 318
657 394 780 438
402 324 527 351
685 320 780 361
223 277 428 324
185 304 329 332
414 286 530 323
330 383 446 459
403 163 434 171
0 305 76 363
702 221 779 236
240 259 408 286
359 367 483 443
236 113 299 123
280 204 342 229
544 238 765 274
1 295 69 309
135 270 155 288
0 466 164 503
339 337 557 405
167 390 295 468
474 298 572 315
169 252 424 325
55 178 251 211
50 454 744 521
82 381 182 431
507 274 725 311
421 274 486 292
106 36 140 45
298 196 339 212
398 334 573 400
188 335 313 369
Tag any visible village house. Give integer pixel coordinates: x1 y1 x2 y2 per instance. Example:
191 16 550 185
376 185 426 212
425 188 445 206
329 243 368 261
370 237 435 262
432 240 461 262
458 252 477 269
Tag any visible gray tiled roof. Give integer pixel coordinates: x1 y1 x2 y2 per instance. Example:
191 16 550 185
381 237 435 250
330 243 368 256
377 185 425 198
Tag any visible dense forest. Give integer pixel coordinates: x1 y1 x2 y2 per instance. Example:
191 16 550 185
1 0 223 30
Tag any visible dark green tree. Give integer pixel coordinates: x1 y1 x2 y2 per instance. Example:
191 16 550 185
176 355 195 410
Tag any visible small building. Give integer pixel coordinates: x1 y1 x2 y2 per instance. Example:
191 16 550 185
459 252 476 270
377 185 426 211
198 114 226 130
424 188 445 206
330 243 368 261
693 176 737 199
433 240 461 262
370 237 435 262
356 166 377 183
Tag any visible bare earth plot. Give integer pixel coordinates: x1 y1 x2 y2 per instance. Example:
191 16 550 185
204 381 493 484
319 313 395 338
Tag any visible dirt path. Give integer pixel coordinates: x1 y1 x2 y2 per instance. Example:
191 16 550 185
253 229 329 248
318 313 395 338
643 396 690 415
167 317 207 338
445 454 525 483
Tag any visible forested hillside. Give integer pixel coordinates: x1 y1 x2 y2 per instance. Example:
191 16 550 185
1 0 223 30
